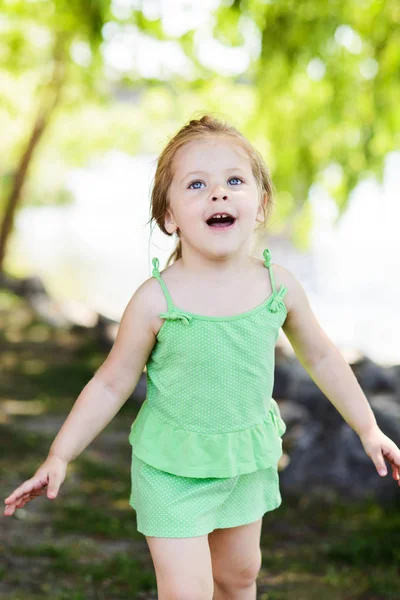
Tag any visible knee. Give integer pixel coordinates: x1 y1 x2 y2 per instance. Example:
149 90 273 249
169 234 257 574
214 550 262 590
236 554 262 588
241 553 262 585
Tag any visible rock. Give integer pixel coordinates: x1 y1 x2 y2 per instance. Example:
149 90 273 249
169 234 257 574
351 356 398 396
276 353 400 505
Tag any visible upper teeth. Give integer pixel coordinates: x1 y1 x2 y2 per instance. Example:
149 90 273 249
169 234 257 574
212 214 230 218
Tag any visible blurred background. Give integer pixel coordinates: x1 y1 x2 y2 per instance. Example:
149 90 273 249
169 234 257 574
1 1 400 599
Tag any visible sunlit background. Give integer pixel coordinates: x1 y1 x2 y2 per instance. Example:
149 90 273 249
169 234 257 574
2 0 400 366
10 148 400 366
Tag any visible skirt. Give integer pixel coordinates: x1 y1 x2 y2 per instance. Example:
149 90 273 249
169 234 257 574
129 450 283 538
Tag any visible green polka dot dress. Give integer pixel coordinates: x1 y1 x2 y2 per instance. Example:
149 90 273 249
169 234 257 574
129 248 288 538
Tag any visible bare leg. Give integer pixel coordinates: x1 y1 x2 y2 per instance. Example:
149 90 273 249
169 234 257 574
208 518 263 600
145 533 214 600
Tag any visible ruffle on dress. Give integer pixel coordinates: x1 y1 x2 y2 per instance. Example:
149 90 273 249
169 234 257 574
129 397 287 478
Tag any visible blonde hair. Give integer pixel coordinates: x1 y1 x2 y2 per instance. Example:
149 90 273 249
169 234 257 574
148 113 275 267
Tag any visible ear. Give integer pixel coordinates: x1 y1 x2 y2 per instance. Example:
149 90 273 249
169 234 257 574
164 208 178 234
255 191 267 224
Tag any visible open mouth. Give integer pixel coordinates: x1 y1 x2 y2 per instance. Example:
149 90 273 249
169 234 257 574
206 213 236 229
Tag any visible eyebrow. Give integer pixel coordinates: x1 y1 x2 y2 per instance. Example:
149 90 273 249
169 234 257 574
180 167 246 184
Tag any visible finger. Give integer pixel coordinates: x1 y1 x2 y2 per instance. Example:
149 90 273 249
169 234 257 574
386 456 400 481
21 494 33 504
7 477 48 504
390 457 400 473
26 481 48 499
4 483 44 513
47 473 61 499
19 489 40 504
4 500 21 515
391 464 400 481
17 492 32 505
4 486 27 503
383 446 400 470
375 455 387 476
4 491 21 504
4 495 33 515
4 479 38 504
4 503 15 516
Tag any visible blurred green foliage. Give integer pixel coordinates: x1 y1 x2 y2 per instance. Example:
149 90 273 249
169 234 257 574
0 0 399 251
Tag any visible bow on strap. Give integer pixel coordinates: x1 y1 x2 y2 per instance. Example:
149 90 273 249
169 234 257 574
152 257 160 276
159 310 193 325
265 286 288 313
263 248 272 268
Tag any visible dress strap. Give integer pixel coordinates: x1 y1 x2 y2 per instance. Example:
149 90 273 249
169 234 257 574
151 257 193 326
262 248 276 294
262 248 288 314
152 257 175 312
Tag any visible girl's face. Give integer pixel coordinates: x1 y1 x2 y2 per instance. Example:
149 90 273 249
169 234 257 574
166 135 266 258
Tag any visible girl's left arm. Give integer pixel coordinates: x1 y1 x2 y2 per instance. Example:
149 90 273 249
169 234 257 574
280 266 400 486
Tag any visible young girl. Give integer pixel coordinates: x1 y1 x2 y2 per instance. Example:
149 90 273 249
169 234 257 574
4 114 400 600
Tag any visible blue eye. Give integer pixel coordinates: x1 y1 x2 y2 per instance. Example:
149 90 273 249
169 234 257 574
188 180 204 189
188 177 243 189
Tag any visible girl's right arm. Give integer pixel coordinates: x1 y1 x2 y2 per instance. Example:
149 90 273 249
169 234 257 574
4 278 158 516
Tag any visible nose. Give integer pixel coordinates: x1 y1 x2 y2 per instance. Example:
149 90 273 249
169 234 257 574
211 183 228 201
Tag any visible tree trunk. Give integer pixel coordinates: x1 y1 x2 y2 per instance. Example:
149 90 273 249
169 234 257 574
0 37 66 273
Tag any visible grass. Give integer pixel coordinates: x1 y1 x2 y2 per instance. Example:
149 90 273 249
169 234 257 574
1 288 400 599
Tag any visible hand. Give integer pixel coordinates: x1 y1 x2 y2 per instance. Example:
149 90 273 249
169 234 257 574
359 426 400 485
3 454 68 516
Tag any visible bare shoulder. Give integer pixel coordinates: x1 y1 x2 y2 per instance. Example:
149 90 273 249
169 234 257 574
254 255 301 314
132 275 167 337
92 275 163 399
269 262 304 315
271 261 336 366
134 259 184 332
110 275 159 343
